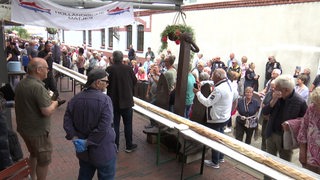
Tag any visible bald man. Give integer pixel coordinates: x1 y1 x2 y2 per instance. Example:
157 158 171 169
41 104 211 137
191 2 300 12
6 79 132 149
15 58 61 180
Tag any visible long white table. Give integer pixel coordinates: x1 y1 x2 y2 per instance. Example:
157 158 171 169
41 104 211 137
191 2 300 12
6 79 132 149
52 63 87 94
133 104 180 165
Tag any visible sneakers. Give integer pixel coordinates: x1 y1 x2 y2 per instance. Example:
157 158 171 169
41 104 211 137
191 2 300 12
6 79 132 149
125 144 137 153
224 127 232 133
204 160 220 169
219 159 225 163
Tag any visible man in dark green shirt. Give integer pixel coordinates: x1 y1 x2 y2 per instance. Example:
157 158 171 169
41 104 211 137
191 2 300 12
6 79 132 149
15 57 60 180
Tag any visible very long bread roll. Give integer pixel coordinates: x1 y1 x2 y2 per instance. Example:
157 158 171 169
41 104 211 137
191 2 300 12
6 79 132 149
134 97 315 180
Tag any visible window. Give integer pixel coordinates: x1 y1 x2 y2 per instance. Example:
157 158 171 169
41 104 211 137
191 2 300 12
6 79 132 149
88 30 92 46
101 29 105 47
82 30 86 45
126 25 132 49
108 28 113 48
137 25 144 51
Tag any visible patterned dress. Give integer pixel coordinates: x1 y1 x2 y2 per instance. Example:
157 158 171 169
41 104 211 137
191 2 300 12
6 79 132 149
297 104 320 167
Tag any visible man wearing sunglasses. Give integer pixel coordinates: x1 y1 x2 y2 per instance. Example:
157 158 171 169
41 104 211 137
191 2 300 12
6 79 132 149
64 69 117 180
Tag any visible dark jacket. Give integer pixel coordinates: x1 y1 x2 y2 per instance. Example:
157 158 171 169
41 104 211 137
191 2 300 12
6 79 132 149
106 62 137 109
265 61 282 81
64 88 116 166
263 90 307 138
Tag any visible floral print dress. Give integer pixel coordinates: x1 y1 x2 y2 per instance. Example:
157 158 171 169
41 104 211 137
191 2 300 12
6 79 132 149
297 104 320 167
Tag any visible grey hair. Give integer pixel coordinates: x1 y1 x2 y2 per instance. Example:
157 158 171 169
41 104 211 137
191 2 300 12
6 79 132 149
165 55 176 66
310 87 320 106
213 68 227 79
199 72 210 81
297 74 308 83
272 68 281 75
244 86 254 92
274 74 295 90
113 50 123 63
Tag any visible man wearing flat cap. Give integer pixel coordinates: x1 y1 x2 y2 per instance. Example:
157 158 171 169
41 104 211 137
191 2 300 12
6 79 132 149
63 69 117 180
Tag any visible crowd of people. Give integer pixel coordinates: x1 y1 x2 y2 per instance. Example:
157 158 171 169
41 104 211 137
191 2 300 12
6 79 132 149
2 36 320 179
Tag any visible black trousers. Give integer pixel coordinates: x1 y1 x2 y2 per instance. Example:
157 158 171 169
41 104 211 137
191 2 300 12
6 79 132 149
235 116 255 145
43 71 59 96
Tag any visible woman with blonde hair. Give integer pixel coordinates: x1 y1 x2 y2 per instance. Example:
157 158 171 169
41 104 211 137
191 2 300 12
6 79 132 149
235 87 260 144
136 67 148 81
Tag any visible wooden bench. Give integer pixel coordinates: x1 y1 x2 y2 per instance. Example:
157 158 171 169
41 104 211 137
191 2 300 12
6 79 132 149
0 158 31 180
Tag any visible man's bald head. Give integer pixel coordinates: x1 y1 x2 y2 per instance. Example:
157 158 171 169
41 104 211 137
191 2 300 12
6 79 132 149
28 58 49 80
28 58 42 71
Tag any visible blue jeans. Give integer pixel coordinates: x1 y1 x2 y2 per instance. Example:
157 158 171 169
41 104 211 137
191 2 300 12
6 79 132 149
78 157 116 180
184 104 192 119
206 121 228 164
113 107 133 149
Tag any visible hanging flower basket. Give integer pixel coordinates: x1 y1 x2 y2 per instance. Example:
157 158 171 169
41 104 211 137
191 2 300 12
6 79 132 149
159 24 195 53
46 27 58 35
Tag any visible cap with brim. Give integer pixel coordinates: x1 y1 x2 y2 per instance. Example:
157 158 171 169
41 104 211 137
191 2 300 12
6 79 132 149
84 69 108 88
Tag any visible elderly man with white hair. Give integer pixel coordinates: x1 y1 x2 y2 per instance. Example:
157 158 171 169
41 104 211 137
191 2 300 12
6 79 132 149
94 53 107 70
193 68 238 169
262 75 307 179
259 68 281 97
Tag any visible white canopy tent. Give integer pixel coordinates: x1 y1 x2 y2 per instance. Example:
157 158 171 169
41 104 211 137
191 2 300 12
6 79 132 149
0 0 183 83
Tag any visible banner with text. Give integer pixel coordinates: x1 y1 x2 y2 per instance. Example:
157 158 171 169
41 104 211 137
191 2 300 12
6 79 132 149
11 0 134 30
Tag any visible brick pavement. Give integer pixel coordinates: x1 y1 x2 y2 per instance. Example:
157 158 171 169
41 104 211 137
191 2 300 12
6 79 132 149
11 81 261 180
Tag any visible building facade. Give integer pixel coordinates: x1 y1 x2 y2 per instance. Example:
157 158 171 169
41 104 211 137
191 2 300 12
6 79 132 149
62 0 320 90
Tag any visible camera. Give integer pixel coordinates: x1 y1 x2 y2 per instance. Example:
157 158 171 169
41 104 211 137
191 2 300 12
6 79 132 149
193 83 198 89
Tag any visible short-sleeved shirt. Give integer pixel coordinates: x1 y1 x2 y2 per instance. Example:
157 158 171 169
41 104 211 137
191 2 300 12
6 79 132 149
164 68 177 92
15 76 51 136
38 50 53 70
312 74 320 87
186 73 196 105
237 98 260 117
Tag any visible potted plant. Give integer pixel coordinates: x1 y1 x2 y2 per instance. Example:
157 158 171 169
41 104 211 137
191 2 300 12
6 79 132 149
46 27 58 35
159 24 195 53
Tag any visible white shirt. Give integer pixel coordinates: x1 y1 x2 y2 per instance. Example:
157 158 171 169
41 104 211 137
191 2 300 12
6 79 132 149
95 59 107 70
196 79 238 123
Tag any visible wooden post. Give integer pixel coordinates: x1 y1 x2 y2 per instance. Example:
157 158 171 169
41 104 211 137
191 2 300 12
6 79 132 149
0 20 8 84
174 32 199 117
174 33 191 117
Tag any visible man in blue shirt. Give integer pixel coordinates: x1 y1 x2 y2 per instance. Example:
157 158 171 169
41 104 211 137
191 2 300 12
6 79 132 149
64 69 117 180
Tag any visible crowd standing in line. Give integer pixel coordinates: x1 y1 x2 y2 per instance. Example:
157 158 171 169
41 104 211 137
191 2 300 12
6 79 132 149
3 36 320 177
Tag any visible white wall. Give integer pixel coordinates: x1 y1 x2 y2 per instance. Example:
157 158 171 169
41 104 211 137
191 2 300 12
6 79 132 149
64 30 83 46
150 2 320 90
62 2 320 90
